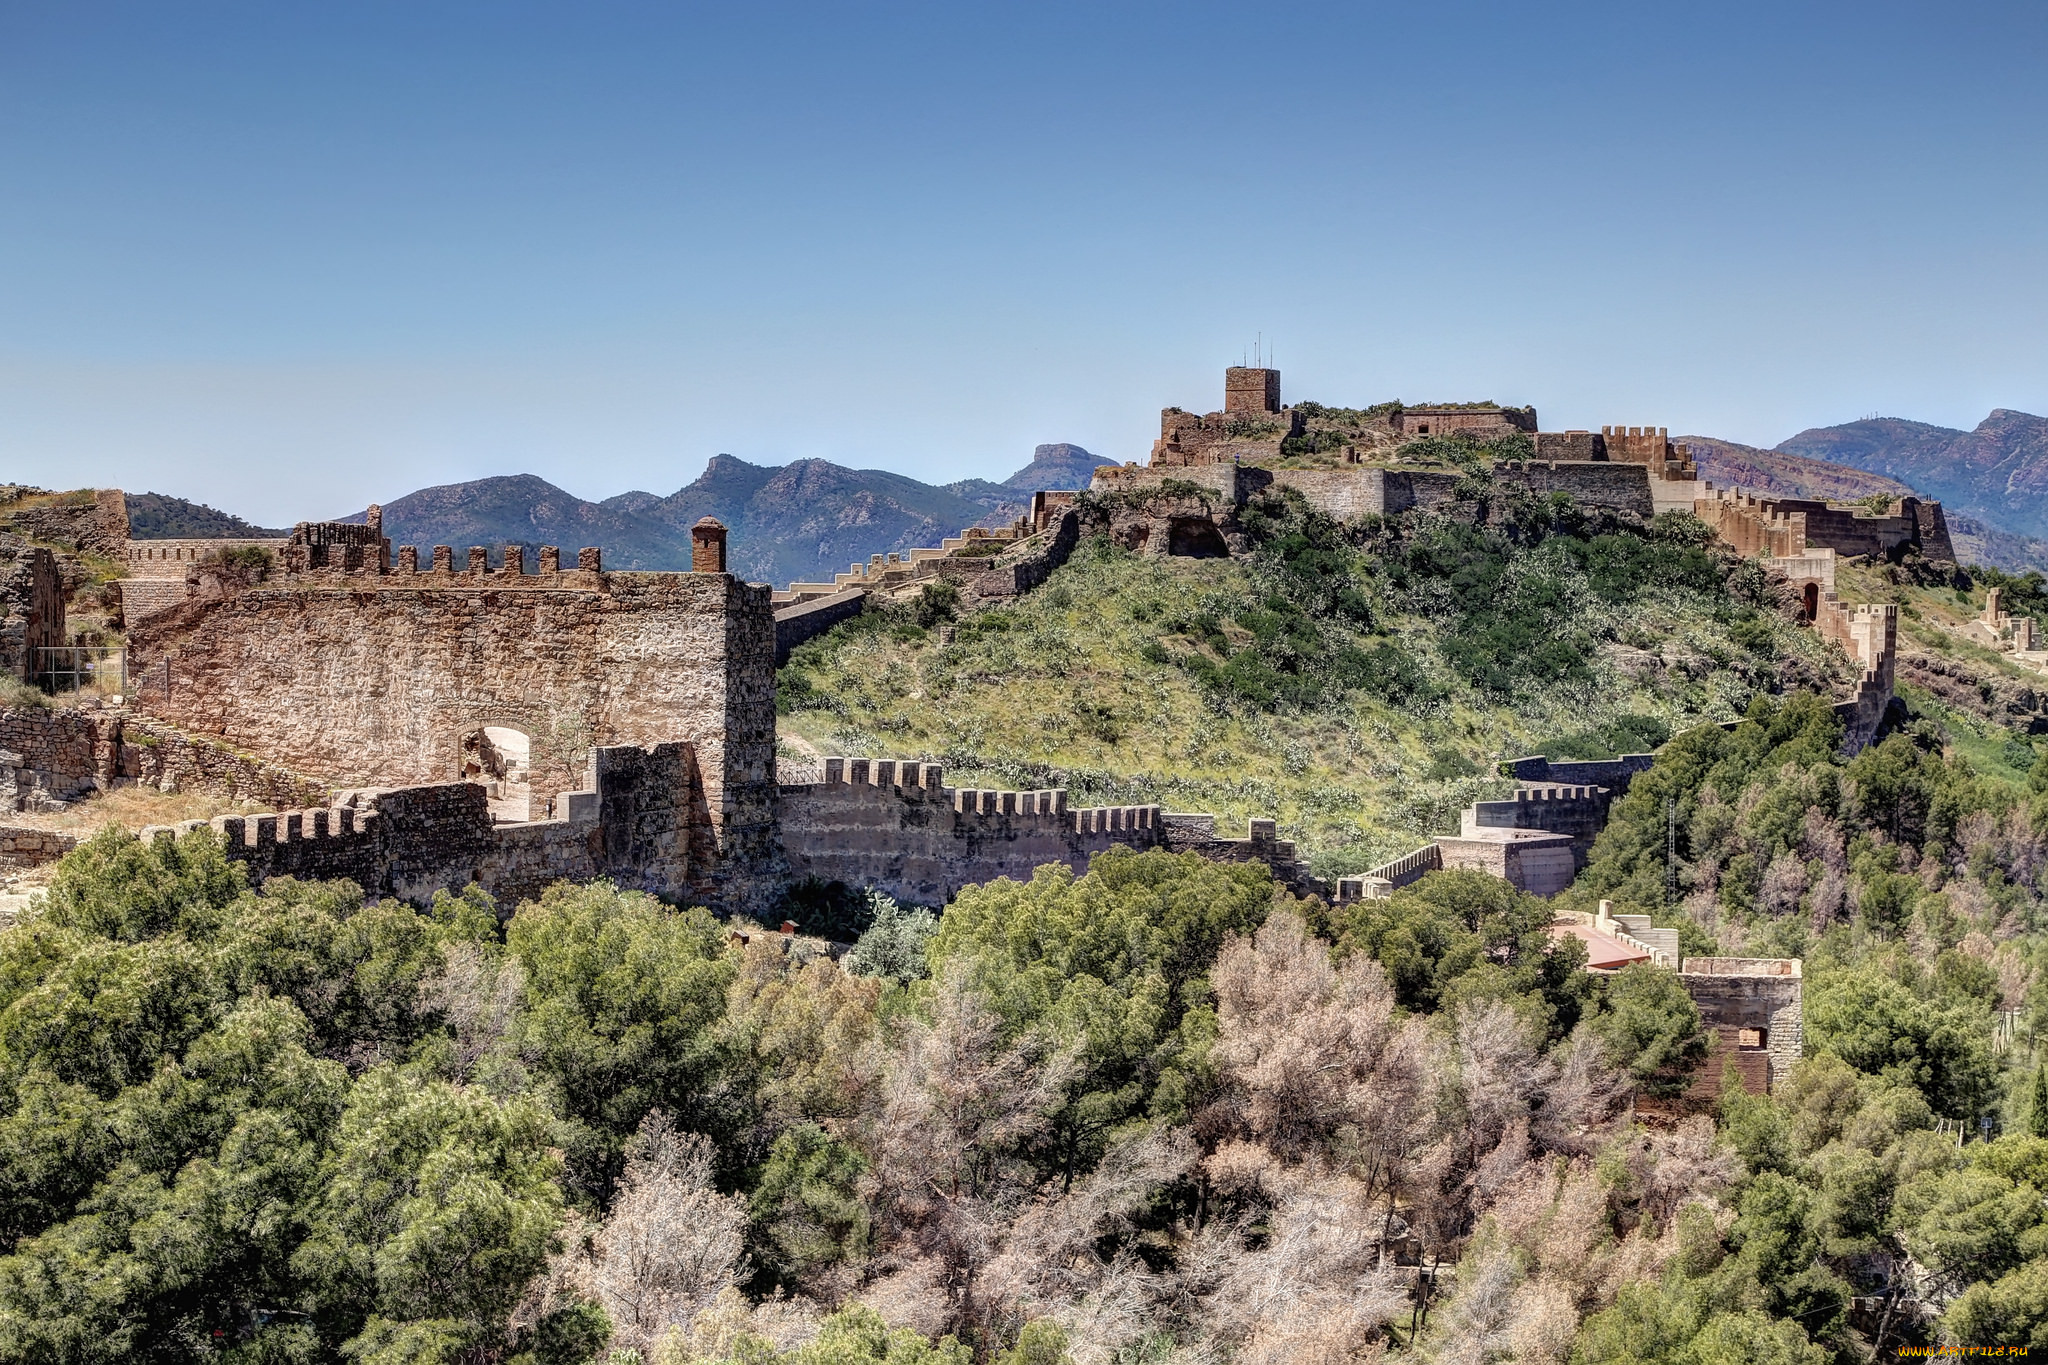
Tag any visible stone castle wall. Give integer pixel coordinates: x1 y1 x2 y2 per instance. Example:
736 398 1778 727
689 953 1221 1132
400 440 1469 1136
123 559 781 907
132 739 709 909
1094 460 1657 523
1462 783 1614 862
1679 958 1803 1095
1494 461 1655 517
1694 486 1954 564
779 756 1318 906
0 547 64 680
0 704 334 815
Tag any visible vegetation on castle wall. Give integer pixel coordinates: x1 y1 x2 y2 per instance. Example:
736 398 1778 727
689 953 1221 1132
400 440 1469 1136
777 499 1853 875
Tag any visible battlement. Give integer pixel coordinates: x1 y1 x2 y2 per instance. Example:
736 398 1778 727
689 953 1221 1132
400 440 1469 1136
1692 483 1952 564
133 739 704 908
1600 425 1698 483
125 538 289 580
779 755 1308 906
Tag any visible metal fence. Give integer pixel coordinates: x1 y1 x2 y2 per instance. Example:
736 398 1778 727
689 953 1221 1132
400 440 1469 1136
34 647 126 696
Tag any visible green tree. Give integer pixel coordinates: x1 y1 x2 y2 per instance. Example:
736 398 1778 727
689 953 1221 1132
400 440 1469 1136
1333 867 1590 1037
1592 961 1706 1096
293 1067 567 1360
507 881 737 1206
1944 1257 2048 1349
926 848 1277 1187
1804 966 1997 1119
1893 1165 2048 1302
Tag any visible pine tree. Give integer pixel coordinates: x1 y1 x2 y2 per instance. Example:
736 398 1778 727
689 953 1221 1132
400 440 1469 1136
2030 1064 2048 1139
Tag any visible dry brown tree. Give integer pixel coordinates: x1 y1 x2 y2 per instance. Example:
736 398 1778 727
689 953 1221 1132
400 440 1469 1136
860 962 1076 1338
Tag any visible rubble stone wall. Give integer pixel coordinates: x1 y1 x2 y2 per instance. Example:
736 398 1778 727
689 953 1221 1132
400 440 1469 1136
0 489 129 558
779 757 1318 906
0 547 64 680
1679 959 1803 1092
143 739 706 910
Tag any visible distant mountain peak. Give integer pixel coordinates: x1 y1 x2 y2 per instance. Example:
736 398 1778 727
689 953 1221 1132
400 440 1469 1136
1001 442 1117 493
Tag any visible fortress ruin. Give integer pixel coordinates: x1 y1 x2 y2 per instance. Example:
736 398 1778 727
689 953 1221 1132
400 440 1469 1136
1 365 1966 1094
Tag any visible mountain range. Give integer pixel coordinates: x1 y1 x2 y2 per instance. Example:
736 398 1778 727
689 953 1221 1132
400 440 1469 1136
123 413 2048 582
333 443 1118 587
1774 409 2048 543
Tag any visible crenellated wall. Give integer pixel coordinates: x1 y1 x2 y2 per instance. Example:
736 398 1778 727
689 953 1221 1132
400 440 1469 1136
1462 782 1614 861
122 534 782 910
133 739 708 909
779 755 1317 906
1693 485 1953 565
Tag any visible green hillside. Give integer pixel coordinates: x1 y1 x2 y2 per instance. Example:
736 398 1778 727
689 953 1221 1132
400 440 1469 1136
778 489 1858 876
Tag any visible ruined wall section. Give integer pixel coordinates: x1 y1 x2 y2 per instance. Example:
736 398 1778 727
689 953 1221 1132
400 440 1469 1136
1694 486 1954 564
136 739 704 909
780 757 1317 906
124 567 780 904
1679 958 1803 1094
0 547 64 680
0 489 129 558
0 705 329 813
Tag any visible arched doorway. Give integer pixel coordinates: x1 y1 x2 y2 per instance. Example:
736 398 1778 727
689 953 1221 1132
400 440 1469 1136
461 725 533 822
1802 582 1819 623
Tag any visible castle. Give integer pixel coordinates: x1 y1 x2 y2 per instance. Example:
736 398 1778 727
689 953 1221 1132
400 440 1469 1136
0 365 1963 1097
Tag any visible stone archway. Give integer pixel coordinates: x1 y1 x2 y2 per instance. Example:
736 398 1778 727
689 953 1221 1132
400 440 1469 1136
461 724 534 822
1802 582 1819 623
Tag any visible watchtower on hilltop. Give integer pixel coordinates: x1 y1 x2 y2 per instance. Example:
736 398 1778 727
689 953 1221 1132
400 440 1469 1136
1224 366 1281 414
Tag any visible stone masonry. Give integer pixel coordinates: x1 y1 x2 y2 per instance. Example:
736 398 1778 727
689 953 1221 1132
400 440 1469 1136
0 546 64 681
124 526 780 908
780 756 1319 907
1679 958 1804 1097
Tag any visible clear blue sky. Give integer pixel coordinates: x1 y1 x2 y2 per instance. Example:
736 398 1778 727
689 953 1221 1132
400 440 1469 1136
3 1 2044 524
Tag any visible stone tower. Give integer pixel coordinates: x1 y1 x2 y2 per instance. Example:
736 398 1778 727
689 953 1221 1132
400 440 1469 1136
1224 366 1281 415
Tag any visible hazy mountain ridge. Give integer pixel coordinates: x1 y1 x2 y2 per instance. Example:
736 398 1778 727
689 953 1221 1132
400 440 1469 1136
338 450 1085 587
1775 408 2048 541
1677 435 1916 503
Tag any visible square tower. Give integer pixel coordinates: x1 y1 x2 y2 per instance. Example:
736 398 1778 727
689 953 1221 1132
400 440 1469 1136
1224 367 1281 414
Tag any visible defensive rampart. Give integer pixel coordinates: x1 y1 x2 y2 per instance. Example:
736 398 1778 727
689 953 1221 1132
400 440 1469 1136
1093 459 1659 523
1694 486 1954 564
779 755 1319 906
123 540 780 908
132 740 710 908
